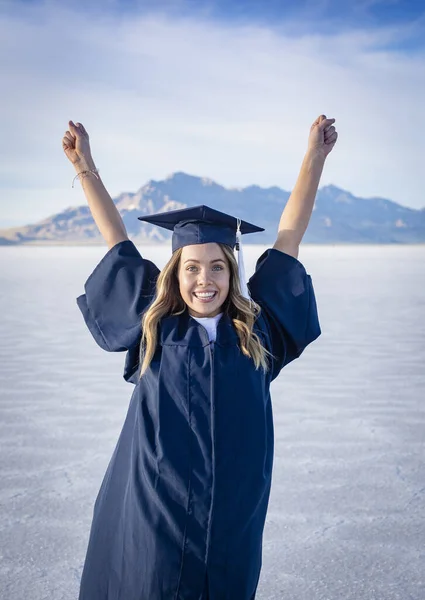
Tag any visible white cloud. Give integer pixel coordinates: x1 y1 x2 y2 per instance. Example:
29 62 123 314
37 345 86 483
0 2 424 226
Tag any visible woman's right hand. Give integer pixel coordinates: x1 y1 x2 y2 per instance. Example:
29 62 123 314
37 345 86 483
62 121 93 167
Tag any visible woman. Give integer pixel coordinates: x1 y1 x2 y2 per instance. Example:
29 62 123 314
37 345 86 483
62 115 337 600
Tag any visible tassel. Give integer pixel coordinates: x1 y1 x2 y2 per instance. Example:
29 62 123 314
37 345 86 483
236 218 251 301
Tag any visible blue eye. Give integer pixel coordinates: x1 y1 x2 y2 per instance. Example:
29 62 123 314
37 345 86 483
185 264 224 272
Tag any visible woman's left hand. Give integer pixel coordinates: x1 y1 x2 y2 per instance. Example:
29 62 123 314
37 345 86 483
307 114 338 159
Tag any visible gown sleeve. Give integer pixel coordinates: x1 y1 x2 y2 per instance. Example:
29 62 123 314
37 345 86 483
248 247 321 380
76 240 160 379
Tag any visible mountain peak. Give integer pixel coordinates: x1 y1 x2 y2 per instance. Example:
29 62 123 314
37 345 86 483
164 171 198 182
163 172 221 187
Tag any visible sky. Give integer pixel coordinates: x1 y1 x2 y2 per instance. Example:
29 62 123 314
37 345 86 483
0 0 424 228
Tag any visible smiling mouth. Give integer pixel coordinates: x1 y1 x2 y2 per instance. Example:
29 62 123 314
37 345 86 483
193 291 217 302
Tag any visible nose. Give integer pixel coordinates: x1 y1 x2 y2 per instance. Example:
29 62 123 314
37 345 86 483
197 268 212 286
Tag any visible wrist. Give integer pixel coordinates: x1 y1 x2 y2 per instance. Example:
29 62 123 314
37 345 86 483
74 155 96 172
305 147 326 163
71 158 100 188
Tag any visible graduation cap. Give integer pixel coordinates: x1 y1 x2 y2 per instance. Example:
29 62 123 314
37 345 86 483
138 205 264 299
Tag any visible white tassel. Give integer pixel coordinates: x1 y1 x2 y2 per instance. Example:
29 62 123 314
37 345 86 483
236 218 250 301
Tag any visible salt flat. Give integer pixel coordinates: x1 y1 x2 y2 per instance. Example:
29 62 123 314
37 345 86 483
1 244 424 600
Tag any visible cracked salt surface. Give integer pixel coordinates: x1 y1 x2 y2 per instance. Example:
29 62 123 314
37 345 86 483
1 244 424 600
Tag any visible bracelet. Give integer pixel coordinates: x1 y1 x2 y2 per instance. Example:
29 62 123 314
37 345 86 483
72 167 100 188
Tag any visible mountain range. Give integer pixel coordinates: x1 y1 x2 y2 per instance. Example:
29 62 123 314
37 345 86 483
1 172 424 245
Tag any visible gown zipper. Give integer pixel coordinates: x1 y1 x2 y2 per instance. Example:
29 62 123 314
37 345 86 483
205 340 216 573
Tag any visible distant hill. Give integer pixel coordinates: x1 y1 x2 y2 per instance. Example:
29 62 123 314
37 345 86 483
1 172 424 245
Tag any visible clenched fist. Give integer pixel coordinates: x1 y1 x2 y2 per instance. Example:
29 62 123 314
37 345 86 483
62 121 93 166
307 115 338 158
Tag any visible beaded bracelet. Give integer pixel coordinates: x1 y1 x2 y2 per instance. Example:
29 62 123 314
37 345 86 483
72 168 100 188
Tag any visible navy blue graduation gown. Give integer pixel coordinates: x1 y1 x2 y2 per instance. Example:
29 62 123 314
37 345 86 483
76 240 321 600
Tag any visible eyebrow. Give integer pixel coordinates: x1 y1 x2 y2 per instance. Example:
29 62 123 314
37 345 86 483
183 258 226 264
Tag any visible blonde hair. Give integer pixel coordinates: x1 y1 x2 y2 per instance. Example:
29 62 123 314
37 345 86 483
138 244 270 378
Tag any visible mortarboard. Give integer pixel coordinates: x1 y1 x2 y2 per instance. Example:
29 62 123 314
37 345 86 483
138 205 264 299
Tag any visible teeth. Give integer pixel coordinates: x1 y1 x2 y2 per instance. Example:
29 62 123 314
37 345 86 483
195 292 215 298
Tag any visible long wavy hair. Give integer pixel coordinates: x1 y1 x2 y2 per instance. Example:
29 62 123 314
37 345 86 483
138 244 270 378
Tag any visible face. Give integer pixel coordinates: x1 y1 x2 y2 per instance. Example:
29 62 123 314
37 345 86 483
177 243 230 318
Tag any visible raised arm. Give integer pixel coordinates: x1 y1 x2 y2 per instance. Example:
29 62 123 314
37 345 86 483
273 114 338 259
62 121 128 250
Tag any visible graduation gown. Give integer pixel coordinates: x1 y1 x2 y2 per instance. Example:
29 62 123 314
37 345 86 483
76 240 321 600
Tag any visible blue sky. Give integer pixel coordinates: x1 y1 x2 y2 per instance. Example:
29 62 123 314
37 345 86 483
0 0 424 228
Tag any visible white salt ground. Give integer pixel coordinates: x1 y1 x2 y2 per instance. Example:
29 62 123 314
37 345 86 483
0 244 424 600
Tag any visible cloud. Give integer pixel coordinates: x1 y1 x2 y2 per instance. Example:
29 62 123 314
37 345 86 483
0 1 424 225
